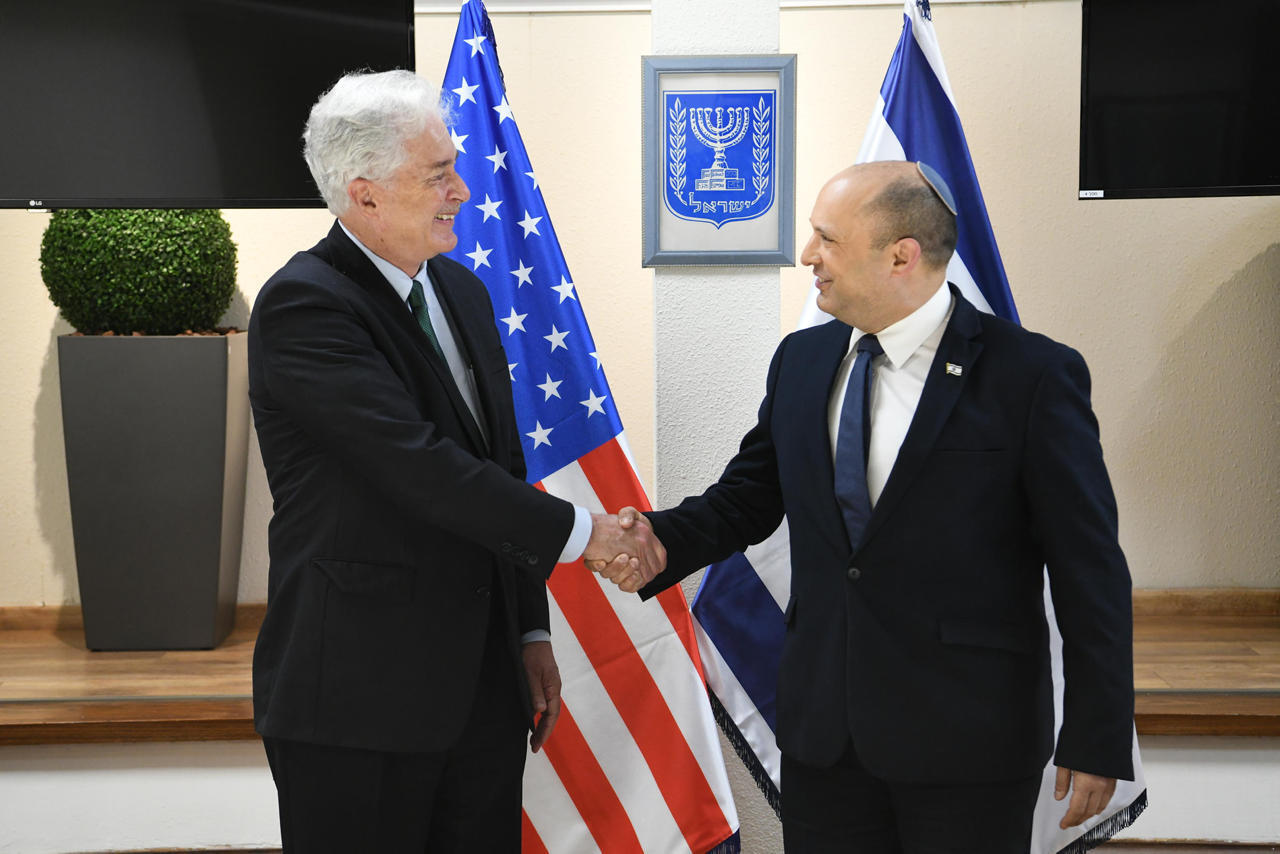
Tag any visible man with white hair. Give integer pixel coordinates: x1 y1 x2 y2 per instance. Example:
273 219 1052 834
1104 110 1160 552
248 70 663 851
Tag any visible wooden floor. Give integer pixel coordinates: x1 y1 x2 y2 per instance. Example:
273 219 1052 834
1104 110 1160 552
1134 615 1280 692
0 601 1277 744
0 607 258 744
0 612 256 701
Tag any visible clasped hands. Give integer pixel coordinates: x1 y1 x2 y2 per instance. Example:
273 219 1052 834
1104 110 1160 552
583 507 663 593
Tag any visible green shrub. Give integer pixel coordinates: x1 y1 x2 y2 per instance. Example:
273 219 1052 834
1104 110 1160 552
40 209 238 335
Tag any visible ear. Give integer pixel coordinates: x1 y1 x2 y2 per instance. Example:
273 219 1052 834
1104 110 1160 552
888 237 923 278
346 178 378 219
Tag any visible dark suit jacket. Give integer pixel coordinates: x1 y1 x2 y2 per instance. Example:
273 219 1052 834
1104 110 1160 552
641 286 1134 785
248 222 574 754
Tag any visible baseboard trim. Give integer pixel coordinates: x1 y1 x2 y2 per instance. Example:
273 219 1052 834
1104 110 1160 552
1132 589 1280 617
0 602 267 631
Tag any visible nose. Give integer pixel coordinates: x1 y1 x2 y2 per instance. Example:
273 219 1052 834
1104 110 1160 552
451 172 470 204
800 233 819 267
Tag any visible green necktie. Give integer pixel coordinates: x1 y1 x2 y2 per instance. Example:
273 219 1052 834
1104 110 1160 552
407 279 444 359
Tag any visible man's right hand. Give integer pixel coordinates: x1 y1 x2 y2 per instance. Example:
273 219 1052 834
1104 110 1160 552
582 507 664 593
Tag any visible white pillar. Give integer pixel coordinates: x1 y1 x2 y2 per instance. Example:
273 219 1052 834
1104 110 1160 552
650 2 784 851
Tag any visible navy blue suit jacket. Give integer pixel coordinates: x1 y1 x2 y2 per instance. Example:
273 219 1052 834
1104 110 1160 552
248 222 574 753
642 287 1134 785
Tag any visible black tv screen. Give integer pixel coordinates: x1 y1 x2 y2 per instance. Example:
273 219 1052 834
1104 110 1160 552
1080 0 1280 199
0 0 413 209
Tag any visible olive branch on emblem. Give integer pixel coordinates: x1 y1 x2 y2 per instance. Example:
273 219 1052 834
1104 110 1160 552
668 98 688 204
752 98 771 203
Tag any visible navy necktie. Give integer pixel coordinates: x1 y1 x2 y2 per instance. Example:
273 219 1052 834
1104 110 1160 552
834 333 883 552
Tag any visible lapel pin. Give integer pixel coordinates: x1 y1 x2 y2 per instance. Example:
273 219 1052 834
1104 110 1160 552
945 362 963 377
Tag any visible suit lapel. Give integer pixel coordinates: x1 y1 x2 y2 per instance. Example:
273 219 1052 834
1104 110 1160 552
322 224 490 456
860 287 984 546
792 320 857 555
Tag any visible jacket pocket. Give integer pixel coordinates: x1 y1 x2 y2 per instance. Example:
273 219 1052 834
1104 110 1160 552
938 617 1034 655
313 558 415 598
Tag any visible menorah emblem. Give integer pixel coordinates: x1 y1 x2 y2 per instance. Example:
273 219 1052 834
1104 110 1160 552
691 106 749 191
664 90 774 228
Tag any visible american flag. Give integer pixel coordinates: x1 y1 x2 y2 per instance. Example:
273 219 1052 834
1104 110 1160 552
440 2 739 851
694 2 1147 851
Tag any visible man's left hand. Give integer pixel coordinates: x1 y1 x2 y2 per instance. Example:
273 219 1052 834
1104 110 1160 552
522 640 561 753
1054 766 1116 828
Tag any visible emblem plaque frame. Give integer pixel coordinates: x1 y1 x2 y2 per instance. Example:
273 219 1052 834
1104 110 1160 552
642 55 796 266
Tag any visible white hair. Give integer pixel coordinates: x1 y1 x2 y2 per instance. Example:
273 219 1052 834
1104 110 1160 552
303 70 453 216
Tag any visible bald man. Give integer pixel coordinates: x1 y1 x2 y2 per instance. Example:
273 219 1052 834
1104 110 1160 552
595 162 1134 852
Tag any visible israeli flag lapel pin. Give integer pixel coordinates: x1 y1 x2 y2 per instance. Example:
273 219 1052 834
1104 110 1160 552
945 362 963 377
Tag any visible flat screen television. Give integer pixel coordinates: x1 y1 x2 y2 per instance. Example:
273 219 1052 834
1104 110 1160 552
0 0 414 209
1079 0 1280 199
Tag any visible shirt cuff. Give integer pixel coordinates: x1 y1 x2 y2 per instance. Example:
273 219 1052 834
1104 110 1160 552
557 504 592 564
521 629 551 645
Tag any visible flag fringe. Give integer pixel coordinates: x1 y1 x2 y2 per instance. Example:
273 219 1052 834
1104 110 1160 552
708 690 781 819
1054 789 1148 854
704 829 742 854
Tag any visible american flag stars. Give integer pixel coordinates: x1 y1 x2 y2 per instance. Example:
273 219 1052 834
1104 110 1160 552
516 211 542 238
443 23 624 478
492 96 515 124
464 242 491 270
510 259 534 287
551 276 576 304
525 421 552 449
537 374 563 401
485 146 508 172
500 307 526 335
543 325 569 353
580 389 608 417
452 78 479 106
475 194 502 222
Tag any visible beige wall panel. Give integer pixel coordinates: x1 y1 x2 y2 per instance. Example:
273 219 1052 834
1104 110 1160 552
0 211 74 605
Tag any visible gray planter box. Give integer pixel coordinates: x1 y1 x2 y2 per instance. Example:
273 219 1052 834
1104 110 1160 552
57 333 249 650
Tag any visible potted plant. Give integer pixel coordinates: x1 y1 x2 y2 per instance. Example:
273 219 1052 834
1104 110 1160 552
41 209 246 650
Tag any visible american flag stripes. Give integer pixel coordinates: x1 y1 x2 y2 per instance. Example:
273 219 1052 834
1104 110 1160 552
440 2 739 851
693 1 1148 851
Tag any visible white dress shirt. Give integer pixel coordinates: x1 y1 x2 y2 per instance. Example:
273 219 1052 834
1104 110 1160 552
828 282 954 508
338 223 591 578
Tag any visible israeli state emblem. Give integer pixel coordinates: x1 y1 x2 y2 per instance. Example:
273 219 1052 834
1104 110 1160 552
664 90 776 228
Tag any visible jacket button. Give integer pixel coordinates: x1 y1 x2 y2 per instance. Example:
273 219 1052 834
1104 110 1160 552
847 566 862 581
528 554 539 566
475 585 490 598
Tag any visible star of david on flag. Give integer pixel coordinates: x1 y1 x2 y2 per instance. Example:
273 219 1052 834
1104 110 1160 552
441 2 740 851
691 2 1148 851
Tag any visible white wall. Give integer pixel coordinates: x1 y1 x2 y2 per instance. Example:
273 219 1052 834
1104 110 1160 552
0 742 280 854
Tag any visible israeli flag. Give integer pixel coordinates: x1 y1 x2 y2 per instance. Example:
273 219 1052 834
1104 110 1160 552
693 2 1148 850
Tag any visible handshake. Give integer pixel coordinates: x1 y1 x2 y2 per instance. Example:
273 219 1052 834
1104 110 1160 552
583 507 665 594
